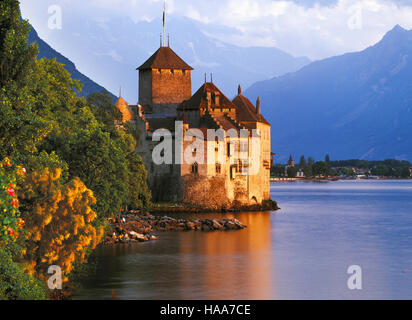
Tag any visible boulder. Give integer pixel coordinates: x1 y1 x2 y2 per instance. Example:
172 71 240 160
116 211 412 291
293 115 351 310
212 220 223 230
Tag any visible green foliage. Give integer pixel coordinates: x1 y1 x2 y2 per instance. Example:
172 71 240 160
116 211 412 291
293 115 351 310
0 0 38 87
270 165 285 177
0 158 24 245
299 155 307 168
303 164 313 178
287 166 298 178
330 159 411 169
0 0 152 299
21 58 151 217
0 248 46 300
127 151 152 209
87 90 122 128
312 161 328 177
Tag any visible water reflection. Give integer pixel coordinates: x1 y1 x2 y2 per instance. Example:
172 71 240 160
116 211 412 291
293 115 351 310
74 181 412 300
75 212 273 300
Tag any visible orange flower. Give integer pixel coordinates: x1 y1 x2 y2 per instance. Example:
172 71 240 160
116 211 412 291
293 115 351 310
3 158 11 167
17 166 26 175
11 198 19 209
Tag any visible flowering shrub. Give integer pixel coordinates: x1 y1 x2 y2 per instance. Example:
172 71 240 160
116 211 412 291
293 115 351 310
0 158 25 245
19 168 104 282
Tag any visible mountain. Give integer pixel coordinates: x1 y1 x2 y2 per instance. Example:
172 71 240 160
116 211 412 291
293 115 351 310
28 26 115 99
245 25 412 162
29 11 310 103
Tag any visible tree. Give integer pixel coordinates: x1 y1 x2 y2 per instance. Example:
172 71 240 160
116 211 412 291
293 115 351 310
0 0 38 87
299 155 307 168
308 157 315 166
271 165 285 177
126 151 152 209
303 164 313 178
287 166 298 178
324 154 331 177
312 161 328 177
0 4 51 163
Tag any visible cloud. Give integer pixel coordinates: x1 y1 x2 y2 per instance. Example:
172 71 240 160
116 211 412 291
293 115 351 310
20 0 412 59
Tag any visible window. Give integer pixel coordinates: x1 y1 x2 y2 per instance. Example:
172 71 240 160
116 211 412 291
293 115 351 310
171 69 174 74
216 163 222 174
230 166 236 180
240 142 248 153
191 162 199 175
227 142 231 157
157 69 162 74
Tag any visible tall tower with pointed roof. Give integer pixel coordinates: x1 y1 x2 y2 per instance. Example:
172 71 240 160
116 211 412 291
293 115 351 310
137 45 193 115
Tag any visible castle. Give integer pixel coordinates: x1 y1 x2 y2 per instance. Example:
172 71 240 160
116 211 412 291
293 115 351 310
116 43 272 207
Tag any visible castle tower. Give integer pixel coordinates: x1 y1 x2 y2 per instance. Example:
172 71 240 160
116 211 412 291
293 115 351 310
137 46 193 115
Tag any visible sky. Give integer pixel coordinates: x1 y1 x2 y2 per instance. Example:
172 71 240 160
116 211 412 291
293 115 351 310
20 0 412 60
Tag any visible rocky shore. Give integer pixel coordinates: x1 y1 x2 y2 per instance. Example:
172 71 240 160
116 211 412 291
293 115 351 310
149 199 280 214
103 212 247 245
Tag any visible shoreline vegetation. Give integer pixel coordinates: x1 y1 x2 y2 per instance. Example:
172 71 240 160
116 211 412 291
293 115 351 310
272 155 412 181
0 2 151 300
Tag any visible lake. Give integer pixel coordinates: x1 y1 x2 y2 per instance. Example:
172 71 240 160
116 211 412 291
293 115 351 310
74 180 412 300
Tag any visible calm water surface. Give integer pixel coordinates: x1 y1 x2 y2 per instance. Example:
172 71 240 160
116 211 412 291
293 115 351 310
74 180 412 300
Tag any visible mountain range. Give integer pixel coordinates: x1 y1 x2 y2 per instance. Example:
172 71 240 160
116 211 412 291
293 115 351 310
245 25 412 162
29 11 310 103
28 26 114 99
27 15 412 162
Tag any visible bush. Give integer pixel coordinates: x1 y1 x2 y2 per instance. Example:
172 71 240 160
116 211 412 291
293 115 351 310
0 248 46 300
19 168 104 282
0 157 25 245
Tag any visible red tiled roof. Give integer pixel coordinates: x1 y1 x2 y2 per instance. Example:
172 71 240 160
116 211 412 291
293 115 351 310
137 46 193 71
232 94 270 125
179 82 237 111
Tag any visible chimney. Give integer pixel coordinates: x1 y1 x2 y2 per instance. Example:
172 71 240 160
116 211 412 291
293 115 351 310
256 97 261 115
238 85 242 96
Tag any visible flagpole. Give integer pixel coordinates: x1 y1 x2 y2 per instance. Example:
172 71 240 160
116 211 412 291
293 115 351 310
163 1 166 47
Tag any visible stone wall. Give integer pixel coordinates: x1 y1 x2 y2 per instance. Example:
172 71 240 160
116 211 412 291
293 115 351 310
152 69 192 106
138 70 152 111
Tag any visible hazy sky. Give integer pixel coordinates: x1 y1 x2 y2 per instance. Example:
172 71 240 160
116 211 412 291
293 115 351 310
20 0 412 60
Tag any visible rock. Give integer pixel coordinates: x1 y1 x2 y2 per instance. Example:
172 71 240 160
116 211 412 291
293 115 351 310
202 225 211 231
212 220 223 230
186 222 195 230
225 221 237 230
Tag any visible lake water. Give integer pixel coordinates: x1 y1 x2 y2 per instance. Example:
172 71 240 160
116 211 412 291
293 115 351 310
74 180 412 300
